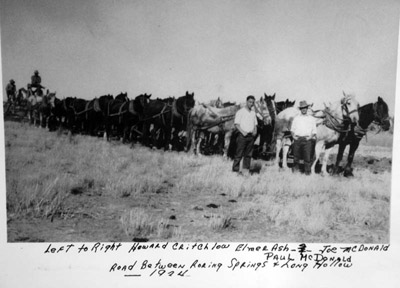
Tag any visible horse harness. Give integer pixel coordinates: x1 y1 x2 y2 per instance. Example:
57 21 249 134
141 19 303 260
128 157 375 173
198 114 236 131
108 101 129 123
254 101 271 125
141 97 190 126
310 99 358 134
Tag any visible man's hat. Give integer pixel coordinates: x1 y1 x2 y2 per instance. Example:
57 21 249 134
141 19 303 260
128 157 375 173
299 101 309 109
10 79 15 83
34 70 39 74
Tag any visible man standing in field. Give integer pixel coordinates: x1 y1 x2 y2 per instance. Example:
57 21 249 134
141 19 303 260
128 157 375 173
290 100 317 175
5 79 16 103
232 95 258 175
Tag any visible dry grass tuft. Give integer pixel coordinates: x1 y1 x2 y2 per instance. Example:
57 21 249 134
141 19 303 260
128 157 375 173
208 213 234 231
120 208 156 237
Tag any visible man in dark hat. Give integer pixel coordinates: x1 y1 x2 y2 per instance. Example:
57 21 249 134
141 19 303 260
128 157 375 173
290 100 317 175
5 79 16 103
232 95 258 175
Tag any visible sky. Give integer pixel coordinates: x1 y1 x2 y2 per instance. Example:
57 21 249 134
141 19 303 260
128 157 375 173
0 0 399 114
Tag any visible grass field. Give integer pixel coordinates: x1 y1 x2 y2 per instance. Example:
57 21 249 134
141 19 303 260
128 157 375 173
4 121 392 243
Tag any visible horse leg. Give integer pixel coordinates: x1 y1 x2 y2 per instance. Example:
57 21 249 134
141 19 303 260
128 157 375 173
104 118 111 141
35 110 40 127
281 138 291 169
171 128 180 151
164 126 172 151
195 131 203 155
150 125 158 149
311 141 324 175
275 138 282 168
190 129 197 154
122 123 129 144
320 146 334 175
333 142 346 175
223 131 232 158
344 141 360 177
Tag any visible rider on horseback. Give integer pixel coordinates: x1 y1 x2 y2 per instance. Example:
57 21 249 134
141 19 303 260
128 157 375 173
30 70 45 96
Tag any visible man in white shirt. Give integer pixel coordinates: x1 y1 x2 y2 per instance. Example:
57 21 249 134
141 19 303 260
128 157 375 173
232 95 258 175
291 100 317 175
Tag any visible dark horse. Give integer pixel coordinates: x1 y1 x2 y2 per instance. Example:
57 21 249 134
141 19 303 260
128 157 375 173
142 91 195 150
333 96 391 177
104 92 130 141
119 93 152 144
51 96 76 130
254 93 295 159
275 98 296 115
68 97 89 133
85 94 114 136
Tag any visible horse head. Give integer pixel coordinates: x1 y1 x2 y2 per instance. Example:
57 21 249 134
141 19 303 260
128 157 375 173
286 99 296 108
47 91 57 109
263 93 277 119
255 96 271 125
141 93 152 107
180 91 195 114
132 93 151 115
115 92 129 102
341 91 360 124
373 96 391 131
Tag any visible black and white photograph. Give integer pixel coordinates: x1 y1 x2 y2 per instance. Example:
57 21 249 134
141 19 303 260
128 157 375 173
1 0 400 286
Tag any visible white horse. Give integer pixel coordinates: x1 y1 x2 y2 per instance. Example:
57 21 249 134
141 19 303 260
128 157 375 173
274 92 359 174
186 104 241 157
311 93 359 174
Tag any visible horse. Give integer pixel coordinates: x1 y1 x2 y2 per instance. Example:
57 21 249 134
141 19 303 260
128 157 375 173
253 93 296 159
186 103 241 157
253 93 277 158
27 89 56 128
42 91 57 130
104 92 130 140
169 93 195 150
274 92 359 174
50 96 76 130
275 99 296 115
16 88 29 107
251 95 273 157
61 97 88 133
119 93 152 144
310 93 360 175
198 98 238 153
85 94 114 136
145 96 175 148
333 96 391 176
26 92 39 125
142 91 195 150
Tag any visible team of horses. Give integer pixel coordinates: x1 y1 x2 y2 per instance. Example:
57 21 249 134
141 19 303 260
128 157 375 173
10 89 391 176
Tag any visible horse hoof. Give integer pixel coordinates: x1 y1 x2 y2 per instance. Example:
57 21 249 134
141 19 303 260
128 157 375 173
344 171 354 177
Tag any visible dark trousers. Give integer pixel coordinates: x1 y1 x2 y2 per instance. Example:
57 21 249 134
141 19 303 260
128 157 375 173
232 133 255 172
292 137 313 175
